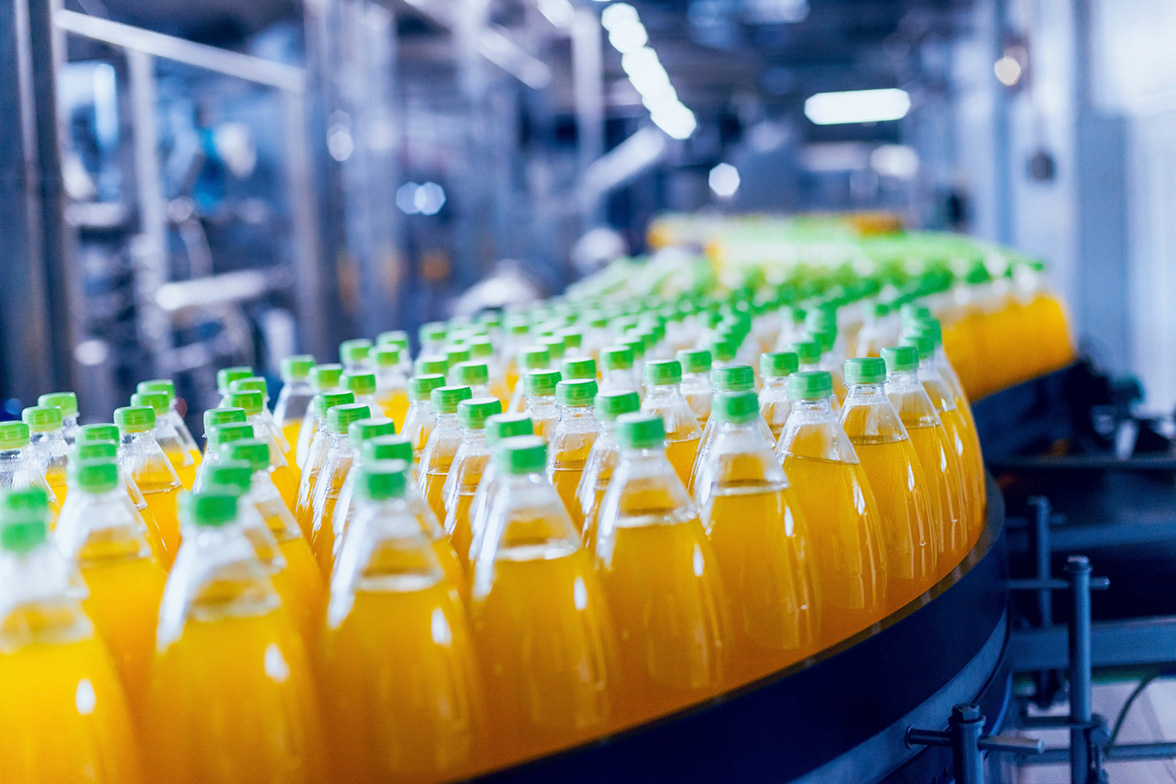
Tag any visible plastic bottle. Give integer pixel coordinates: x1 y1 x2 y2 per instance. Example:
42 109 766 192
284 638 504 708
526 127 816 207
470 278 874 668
131 392 197 491
340 338 374 374
308 403 373 577
420 321 448 357
23 405 70 509
521 369 561 441
321 459 485 783
882 345 969 575
116 405 182 569
77 425 160 555
342 371 388 424
38 391 80 445
0 487 146 783
840 358 937 610
273 355 316 452
403 374 446 461
54 459 167 716
854 302 892 359
372 345 410 428
452 360 493 400
418 385 473 523
599 345 640 396
296 363 344 469
216 366 253 405
444 346 472 377
560 356 597 382
147 491 325 783
294 390 356 538
693 391 820 682
466 414 534 568
192 422 255 493
691 365 773 493
326 419 397 567
136 379 203 471
594 413 730 723
507 346 551 413
201 406 246 456
442 397 501 572
676 348 713 426
229 376 297 470
575 390 639 550
546 379 599 531
415 354 450 380
776 371 887 643
224 438 325 646
470 436 617 766
759 351 798 442
640 360 702 488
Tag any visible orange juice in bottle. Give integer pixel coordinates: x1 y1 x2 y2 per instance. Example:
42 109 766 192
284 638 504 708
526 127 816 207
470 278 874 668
321 459 485 783
273 355 317 455
378 329 414 375
230 376 298 474
840 358 937 610
228 390 299 511
327 419 397 561
599 344 641 396
38 391 80 445
216 366 254 405
595 413 730 724
882 345 970 574
308 403 372 577
342 371 389 425
147 491 325 784
640 360 702 488
521 369 561 440
470 336 510 407
575 390 639 549
418 385 473 523
132 391 197 491
777 371 888 643
403 374 446 462
201 406 246 457
294 390 355 539
691 365 773 492
77 426 162 556
116 405 182 569
373 345 411 428
759 351 798 442
193 422 254 493
55 459 167 717
296 363 343 469
0 488 146 784
0 423 59 526
694 392 820 683
442 397 501 572
546 379 599 532
466 414 534 568
676 349 713 426
23 405 70 510
470 436 617 768
137 379 203 473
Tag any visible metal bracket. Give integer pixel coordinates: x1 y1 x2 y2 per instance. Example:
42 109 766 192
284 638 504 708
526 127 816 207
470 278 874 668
907 704 1044 784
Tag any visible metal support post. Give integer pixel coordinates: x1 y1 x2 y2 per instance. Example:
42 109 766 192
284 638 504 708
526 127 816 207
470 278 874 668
907 703 1044 784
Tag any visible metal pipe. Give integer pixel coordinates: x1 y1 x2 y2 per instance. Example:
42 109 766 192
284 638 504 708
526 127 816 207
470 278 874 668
1066 556 1093 784
951 704 985 784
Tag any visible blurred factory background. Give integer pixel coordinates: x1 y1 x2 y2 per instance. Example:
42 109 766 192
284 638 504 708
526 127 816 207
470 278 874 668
2 0 1173 422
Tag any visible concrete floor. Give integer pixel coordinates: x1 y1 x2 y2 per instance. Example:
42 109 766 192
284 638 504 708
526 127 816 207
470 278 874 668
1015 680 1176 783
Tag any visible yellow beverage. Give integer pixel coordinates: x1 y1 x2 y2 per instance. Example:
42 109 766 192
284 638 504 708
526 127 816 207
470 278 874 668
281 421 302 457
782 456 887 642
907 423 969 571
665 434 700 487
46 472 68 513
379 390 411 431
270 462 300 513
138 477 181 569
423 469 450 523
310 467 348 578
942 407 986 543
164 447 197 491
551 459 589 532
446 491 477 571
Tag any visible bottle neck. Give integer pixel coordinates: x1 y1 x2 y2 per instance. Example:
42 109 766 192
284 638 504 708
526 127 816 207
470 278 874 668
887 369 922 393
790 397 836 421
432 411 459 428
644 383 681 403
122 429 159 449
762 376 788 394
843 382 888 406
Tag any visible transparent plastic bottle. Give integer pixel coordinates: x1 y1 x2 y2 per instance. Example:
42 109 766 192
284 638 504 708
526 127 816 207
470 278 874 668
215 366 254 406
38 391 80 445
296 363 344 469
444 346 472 376
76 426 160 554
470 436 617 767
229 376 296 469
759 351 798 442
224 439 325 647
599 344 641 396
403 374 446 462
131 391 197 491
201 406 246 457
442 398 501 573
691 365 773 494
594 413 730 724
308 403 372 578
840 358 937 611
327 419 397 569
0 487 145 783
882 345 969 575
377 329 414 374
694 392 821 683
794 339 847 406
23 405 70 509
507 346 551 414
321 459 485 783
575 390 639 550
342 371 388 424
420 321 448 357
55 459 166 716
452 360 493 400
340 338 374 374
466 414 534 569
676 348 713 427
640 360 702 488
192 423 254 494
522 369 561 441
707 336 739 370
116 406 182 569
372 345 410 428
418 385 473 523
854 302 893 359
147 491 325 783
294 390 355 538
546 379 599 532
776 371 887 643
136 379 203 472
273 355 316 454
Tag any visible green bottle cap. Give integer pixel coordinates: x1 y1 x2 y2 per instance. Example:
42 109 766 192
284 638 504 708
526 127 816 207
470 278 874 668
0 488 49 553
226 391 264 417
792 341 823 365
114 406 155 433
615 413 665 450
911 320 944 347
557 329 583 351
599 345 634 371
556 379 598 407
137 380 175 402
73 459 120 494
130 392 169 416
620 336 645 360
181 490 238 528
77 423 117 445
676 349 712 374
420 322 448 344
787 371 834 401
358 459 410 501
408 374 446 402
348 418 397 444
207 423 254 449
485 414 533 446
453 361 490 387
881 345 920 373
523 369 560 397
901 334 936 360
340 339 373 366
713 391 760 424
644 360 682 386
708 338 737 364
468 337 494 359
73 441 117 461
223 439 270 473
315 391 356 418
964 263 991 285
444 347 472 369
280 355 315 382
361 436 413 463
561 357 597 381
712 365 755 392
430 385 473 415
343 372 377 397
38 392 78 417
230 377 269 399
495 435 547 475
595 390 641 421
761 352 799 379
377 330 410 349
459 397 503 430
22 406 62 433
414 355 450 377
204 408 247 432
310 363 344 391
205 461 253 494
538 335 565 361
373 345 401 368
518 346 551 372
844 357 887 385
216 367 253 395
328 403 373 435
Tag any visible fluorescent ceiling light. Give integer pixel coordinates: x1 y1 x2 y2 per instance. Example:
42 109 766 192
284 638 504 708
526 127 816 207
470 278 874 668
608 22 648 53
601 3 640 32
651 102 696 140
803 88 911 126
